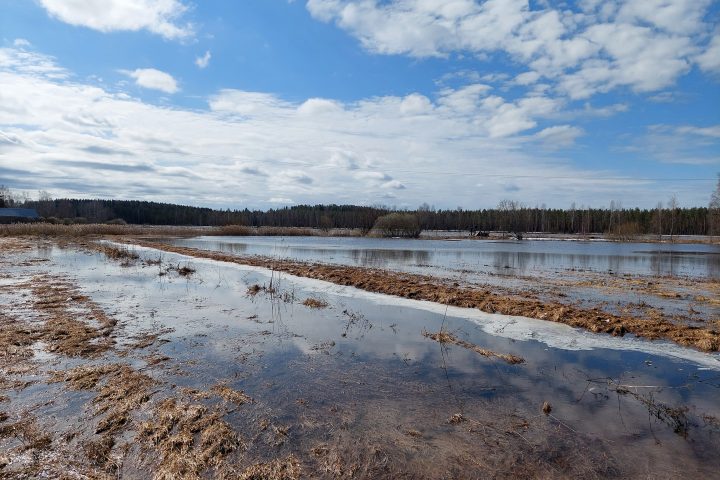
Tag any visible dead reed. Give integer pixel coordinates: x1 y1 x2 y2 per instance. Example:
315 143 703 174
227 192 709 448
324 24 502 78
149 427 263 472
422 329 526 364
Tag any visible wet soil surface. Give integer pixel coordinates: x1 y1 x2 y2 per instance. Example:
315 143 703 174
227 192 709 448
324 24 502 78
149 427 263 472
1 237 720 479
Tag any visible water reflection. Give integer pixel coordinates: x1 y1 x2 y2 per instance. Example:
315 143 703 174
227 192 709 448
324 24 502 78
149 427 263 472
168 236 720 279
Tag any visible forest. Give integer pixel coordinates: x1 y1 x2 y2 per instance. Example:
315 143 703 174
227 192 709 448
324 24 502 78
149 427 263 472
0 191 716 236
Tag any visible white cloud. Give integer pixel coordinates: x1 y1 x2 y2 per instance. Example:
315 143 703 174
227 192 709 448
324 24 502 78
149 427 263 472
269 197 294 204
0 45 712 209
297 98 343 116
39 0 192 40
623 124 720 165
13 38 31 47
121 68 179 94
195 50 211 69
307 0 716 100
696 31 720 73
534 125 584 148
676 125 720 138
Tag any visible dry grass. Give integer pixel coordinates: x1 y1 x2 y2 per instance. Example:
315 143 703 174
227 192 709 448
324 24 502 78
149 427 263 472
238 455 301 480
49 363 122 390
0 414 53 452
211 384 253 406
140 398 241 480
0 223 208 237
51 363 155 437
302 297 329 309
0 223 362 238
28 276 117 357
87 243 140 262
0 275 117 359
422 330 526 364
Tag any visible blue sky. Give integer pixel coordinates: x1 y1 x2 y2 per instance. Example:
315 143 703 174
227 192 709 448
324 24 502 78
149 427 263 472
1 0 719 209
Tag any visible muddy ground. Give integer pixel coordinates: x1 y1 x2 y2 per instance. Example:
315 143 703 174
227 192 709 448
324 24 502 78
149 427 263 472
1 237 719 479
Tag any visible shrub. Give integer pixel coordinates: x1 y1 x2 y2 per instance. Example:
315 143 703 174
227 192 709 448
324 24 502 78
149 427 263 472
371 213 421 238
607 221 641 241
106 218 127 225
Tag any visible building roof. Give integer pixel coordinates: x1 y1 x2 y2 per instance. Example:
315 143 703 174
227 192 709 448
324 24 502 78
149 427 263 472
0 208 40 218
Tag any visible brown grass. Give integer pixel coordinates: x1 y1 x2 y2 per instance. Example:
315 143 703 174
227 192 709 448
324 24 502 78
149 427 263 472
423 330 526 364
238 455 301 480
0 414 52 452
139 398 241 480
87 242 140 262
0 223 362 238
29 276 117 357
52 363 155 436
302 297 329 309
211 384 253 406
0 275 117 359
126 240 720 352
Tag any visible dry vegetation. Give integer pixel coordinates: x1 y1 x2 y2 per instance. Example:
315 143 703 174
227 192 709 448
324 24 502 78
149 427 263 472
139 398 242 480
422 329 526 364
0 223 362 238
302 297 329 309
126 240 720 352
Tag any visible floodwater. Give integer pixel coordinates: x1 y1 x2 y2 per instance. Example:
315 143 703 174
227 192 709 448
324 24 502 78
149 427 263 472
2 241 719 477
167 236 720 280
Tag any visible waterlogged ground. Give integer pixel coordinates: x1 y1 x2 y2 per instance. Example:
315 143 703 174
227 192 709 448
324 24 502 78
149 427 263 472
168 236 720 332
1 238 720 478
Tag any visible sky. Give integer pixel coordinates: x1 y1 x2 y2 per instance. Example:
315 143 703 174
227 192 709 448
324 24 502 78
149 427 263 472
0 0 719 210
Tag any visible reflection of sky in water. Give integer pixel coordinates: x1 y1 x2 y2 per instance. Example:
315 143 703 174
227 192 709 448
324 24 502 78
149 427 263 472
9 245 718 475
168 236 720 279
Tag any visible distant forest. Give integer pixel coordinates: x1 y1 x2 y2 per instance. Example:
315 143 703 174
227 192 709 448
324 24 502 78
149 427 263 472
4 197 716 236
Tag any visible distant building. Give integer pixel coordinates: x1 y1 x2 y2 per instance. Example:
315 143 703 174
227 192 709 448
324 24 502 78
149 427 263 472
0 208 40 224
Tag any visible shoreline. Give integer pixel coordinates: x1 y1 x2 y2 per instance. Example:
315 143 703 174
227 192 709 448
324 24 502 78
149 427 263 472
1 223 718 245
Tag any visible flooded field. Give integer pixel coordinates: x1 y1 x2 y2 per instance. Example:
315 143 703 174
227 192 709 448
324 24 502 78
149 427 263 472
1 237 719 478
168 236 720 279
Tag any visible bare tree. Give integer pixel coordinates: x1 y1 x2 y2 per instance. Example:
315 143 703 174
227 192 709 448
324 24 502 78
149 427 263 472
0 185 12 208
609 200 622 232
653 201 663 239
497 199 524 239
38 190 53 202
668 194 679 242
709 174 720 237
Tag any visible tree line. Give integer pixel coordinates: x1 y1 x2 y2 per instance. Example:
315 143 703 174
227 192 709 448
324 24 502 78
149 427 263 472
2 178 718 236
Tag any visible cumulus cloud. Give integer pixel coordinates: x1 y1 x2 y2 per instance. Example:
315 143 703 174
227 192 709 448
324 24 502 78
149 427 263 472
696 31 720 73
0 45 711 208
121 68 179 94
39 0 192 40
534 125 584 148
306 0 716 99
195 50 211 69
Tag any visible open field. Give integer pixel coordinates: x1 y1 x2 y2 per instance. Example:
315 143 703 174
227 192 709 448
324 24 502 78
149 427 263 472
1 236 719 478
